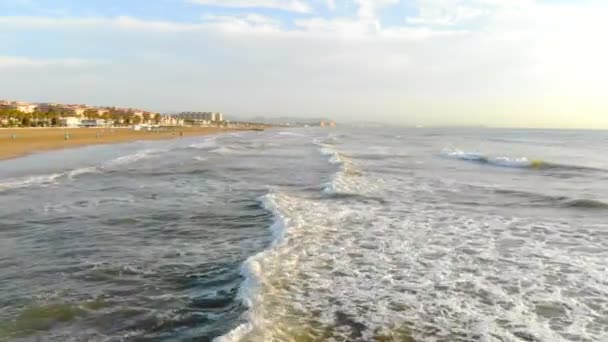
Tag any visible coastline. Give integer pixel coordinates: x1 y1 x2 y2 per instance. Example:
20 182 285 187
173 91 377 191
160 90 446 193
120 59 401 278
0 127 245 161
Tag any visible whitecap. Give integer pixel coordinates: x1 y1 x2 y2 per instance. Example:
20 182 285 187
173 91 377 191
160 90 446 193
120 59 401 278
441 148 533 169
441 148 486 161
210 146 237 155
215 193 289 342
0 173 63 191
105 149 163 167
66 166 100 179
189 139 217 150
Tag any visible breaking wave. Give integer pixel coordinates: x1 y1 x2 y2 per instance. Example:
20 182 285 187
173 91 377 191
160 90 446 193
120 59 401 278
215 193 288 342
0 173 64 192
317 143 369 195
441 148 606 173
0 149 165 192
189 138 218 150
492 188 608 210
104 149 163 167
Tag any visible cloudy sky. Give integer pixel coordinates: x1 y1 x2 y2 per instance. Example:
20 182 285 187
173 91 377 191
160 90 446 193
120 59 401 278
1 0 607 127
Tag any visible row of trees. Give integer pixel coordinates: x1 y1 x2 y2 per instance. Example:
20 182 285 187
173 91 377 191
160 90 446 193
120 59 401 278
0 107 163 127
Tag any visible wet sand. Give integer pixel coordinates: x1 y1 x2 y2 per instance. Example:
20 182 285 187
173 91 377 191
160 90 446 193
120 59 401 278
0 127 235 160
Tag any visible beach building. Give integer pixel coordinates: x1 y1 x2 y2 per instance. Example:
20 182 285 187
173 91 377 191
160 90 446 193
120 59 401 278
17 102 38 113
160 116 184 126
80 119 107 127
59 105 87 117
1 102 38 113
59 117 81 128
95 108 110 116
177 112 224 124
35 103 55 113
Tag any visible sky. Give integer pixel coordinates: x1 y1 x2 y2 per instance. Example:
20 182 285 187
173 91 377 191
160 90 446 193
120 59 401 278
1 0 607 128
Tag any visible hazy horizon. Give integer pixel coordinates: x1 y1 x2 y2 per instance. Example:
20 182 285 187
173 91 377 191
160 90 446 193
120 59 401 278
1 0 607 129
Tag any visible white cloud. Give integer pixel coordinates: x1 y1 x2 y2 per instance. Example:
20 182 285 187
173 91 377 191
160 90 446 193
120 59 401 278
354 0 399 21
1 0 608 127
0 56 100 69
201 13 282 33
188 0 311 13
0 15 204 32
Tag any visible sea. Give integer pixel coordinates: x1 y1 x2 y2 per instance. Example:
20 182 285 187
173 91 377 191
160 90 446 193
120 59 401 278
0 127 607 342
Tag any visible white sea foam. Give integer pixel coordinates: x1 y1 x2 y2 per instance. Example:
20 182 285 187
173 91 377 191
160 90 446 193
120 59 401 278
491 156 532 168
0 149 163 192
276 131 306 137
192 156 207 162
210 146 237 155
0 165 102 191
319 147 343 165
441 148 487 161
220 189 607 341
189 138 217 150
442 148 534 168
105 149 163 167
220 141 606 342
66 166 100 179
318 143 377 195
0 173 63 192
215 193 289 342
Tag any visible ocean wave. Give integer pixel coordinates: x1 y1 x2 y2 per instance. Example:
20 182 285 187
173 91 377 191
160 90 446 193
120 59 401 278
317 143 377 196
493 188 608 210
441 148 606 173
0 173 63 192
0 149 163 192
276 131 306 137
441 148 531 168
105 149 164 167
344 151 410 161
215 193 288 342
66 166 101 179
563 199 608 209
318 145 348 194
189 139 218 150
319 147 343 165
0 165 102 192
210 146 237 155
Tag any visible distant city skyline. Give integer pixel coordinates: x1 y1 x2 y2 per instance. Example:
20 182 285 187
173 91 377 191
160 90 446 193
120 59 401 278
1 0 607 128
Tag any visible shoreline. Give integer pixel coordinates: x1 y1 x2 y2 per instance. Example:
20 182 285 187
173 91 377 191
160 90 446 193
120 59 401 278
0 127 248 161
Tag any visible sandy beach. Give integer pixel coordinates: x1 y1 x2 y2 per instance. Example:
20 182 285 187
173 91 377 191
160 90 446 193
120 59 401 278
0 127 238 160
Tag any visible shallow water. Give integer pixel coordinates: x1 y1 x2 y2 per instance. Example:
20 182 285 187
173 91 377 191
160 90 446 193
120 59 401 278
1 128 607 341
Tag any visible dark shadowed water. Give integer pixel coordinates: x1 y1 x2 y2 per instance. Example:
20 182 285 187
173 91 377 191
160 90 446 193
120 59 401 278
1 128 607 341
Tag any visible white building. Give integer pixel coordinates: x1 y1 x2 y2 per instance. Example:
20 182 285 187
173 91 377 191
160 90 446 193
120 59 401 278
160 116 184 126
54 105 86 117
94 108 109 116
177 112 224 124
80 119 107 127
2 102 38 113
59 117 81 128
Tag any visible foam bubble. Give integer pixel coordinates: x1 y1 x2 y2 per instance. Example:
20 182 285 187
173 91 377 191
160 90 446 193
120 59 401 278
189 139 217 150
215 193 289 342
319 147 343 165
210 147 237 155
66 166 100 179
0 173 63 192
441 148 534 169
105 149 163 167
220 146 606 341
